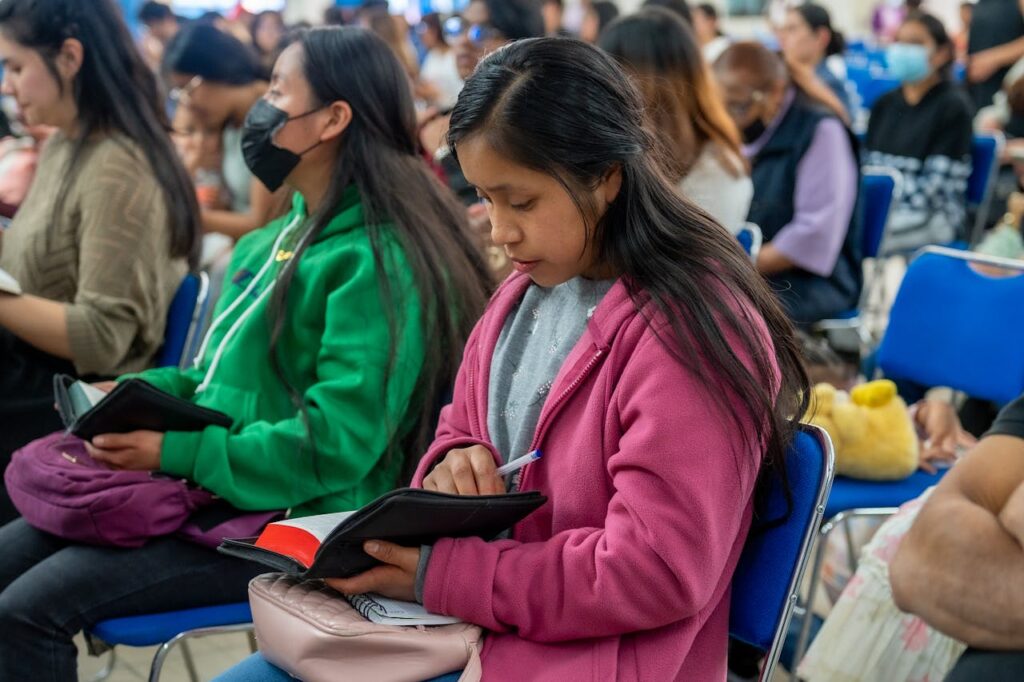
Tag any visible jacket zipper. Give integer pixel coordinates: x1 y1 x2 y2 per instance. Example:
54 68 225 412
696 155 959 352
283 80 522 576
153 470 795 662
467 361 482 440
514 348 606 491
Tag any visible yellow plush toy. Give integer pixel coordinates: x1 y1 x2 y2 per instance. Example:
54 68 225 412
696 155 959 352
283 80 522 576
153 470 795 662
805 379 920 480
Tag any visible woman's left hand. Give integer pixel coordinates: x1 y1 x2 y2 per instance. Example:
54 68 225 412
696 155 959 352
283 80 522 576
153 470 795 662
86 431 164 471
325 541 420 602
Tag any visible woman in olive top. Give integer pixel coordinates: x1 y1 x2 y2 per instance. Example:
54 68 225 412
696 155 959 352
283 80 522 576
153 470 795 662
0 0 200 520
0 26 490 681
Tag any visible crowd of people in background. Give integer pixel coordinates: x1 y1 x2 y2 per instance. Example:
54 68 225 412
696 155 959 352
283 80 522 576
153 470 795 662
0 0 1021 680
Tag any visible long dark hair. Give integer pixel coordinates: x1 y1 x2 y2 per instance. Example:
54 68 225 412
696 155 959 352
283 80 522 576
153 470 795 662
793 3 845 57
448 38 808 508
0 0 200 266
164 22 263 85
599 8 745 181
904 11 955 79
269 27 491 482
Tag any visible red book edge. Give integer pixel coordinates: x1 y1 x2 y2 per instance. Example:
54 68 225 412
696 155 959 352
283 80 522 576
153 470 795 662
253 523 321 569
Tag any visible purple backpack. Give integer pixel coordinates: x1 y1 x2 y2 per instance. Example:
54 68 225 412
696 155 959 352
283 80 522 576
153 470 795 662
5 432 278 548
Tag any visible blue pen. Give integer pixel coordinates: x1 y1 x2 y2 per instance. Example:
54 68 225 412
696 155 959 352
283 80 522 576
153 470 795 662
496 449 542 477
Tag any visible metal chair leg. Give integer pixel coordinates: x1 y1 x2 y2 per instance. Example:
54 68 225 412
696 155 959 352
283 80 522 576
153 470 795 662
790 526 830 682
181 639 200 682
247 630 258 653
790 508 900 681
148 636 181 682
147 623 257 682
842 517 859 575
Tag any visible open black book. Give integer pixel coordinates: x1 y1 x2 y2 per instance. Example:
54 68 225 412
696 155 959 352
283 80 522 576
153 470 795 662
218 488 547 579
54 374 232 441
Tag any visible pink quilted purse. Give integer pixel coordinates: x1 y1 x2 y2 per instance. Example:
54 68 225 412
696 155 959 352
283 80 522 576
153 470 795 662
249 573 483 682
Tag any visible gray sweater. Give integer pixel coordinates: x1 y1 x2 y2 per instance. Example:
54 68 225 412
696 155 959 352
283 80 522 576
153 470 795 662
415 276 614 602
487 276 615 466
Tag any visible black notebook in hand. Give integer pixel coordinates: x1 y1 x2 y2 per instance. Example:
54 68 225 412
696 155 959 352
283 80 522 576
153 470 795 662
54 374 232 441
217 487 548 579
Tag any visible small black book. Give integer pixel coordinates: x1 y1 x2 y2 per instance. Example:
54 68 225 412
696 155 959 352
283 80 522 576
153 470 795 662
54 374 232 441
218 488 547 579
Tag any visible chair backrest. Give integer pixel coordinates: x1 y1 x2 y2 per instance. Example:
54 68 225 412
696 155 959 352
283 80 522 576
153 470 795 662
729 424 835 681
156 272 211 369
967 132 1004 244
877 246 1024 404
851 72 900 109
967 132 1001 206
860 167 901 259
736 222 763 262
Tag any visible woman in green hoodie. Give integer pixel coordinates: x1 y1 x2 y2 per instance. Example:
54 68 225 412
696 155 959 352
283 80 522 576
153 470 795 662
0 27 490 680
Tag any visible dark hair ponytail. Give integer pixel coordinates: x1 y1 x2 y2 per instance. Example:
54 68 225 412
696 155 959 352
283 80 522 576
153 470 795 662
267 27 491 482
0 0 200 266
448 37 809 509
795 3 845 57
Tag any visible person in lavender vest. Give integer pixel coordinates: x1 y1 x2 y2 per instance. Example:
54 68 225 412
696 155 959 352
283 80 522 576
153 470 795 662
715 41 863 327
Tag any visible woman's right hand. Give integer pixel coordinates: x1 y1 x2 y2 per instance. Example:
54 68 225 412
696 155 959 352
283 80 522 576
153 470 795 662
422 445 504 496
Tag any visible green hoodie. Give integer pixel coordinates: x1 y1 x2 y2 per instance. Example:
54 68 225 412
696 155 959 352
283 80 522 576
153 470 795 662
125 189 425 517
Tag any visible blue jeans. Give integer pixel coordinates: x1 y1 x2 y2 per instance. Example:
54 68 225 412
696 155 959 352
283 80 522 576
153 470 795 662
213 653 464 682
0 518 264 681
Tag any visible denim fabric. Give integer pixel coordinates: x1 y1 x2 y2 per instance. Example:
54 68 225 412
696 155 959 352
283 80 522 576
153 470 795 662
0 518 264 680
212 653 465 682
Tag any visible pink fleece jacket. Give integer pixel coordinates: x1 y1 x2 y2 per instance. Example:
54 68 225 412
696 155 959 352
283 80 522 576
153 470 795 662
412 274 772 681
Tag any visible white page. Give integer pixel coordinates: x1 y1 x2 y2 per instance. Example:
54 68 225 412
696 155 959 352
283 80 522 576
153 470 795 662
346 593 462 626
74 382 109 409
270 510 357 543
0 267 20 295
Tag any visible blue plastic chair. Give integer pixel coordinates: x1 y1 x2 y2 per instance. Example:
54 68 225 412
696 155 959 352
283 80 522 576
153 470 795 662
813 167 901 341
155 272 211 369
736 222 763 262
847 67 899 110
877 246 1024 405
730 424 835 681
87 602 255 682
792 246 1024 675
859 168 900 260
967 132 1005 246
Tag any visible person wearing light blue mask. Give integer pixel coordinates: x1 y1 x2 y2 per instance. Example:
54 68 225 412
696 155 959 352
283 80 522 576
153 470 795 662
865 12 974 254
887 41 932 84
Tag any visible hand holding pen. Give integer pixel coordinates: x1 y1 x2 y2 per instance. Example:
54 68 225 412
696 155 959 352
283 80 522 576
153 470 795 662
423 444 543 496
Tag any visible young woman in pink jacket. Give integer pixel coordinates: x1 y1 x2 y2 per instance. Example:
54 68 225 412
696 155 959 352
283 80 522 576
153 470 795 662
217 37 808 682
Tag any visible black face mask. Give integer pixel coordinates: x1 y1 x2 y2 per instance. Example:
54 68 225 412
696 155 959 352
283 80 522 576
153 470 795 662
741 118 767 144
241 99 325 192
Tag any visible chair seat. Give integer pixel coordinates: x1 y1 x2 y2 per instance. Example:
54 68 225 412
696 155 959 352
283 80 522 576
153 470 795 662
824 470 948 518
90 602 252 647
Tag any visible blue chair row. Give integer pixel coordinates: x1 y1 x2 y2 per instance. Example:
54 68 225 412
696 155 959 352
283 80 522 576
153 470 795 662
967 131 1004 246
156 271 212 369
791 246 1024 676
88 425 835 682
845 65 900 110
813 166 901 344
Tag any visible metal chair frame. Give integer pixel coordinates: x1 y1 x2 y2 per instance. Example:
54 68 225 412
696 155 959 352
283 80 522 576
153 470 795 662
792 245 1024 678
789 507 899 681
752 425 836 682
88 621 257 682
